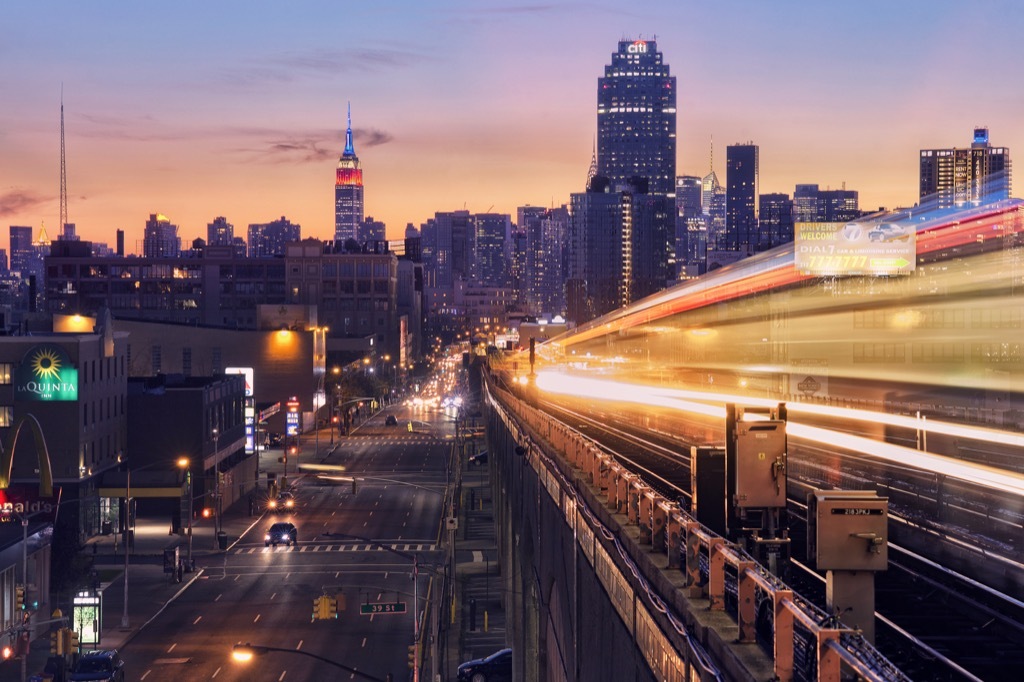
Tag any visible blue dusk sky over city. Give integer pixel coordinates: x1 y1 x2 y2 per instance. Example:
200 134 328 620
2 0 1022 253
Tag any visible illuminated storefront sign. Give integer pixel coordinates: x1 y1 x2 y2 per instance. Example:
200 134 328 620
795 221 916 276
286 397 300 436
627 40 648 54
224 367 254 397
14 345 78 401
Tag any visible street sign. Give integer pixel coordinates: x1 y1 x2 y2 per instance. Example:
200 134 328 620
359 602 407 615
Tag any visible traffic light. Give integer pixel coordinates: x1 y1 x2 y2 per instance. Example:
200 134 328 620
313 594 338 620
14 585 24 611
65 629 79 654
50 628 64 656
407 644 416 669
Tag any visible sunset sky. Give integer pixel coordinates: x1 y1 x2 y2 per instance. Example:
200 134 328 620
2 1 1022 255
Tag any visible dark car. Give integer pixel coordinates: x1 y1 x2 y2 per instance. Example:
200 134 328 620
268 491 295 513
457 648 512 682
69 649 125 682
265 521 298 547
385 414 398 426
468 451 488 466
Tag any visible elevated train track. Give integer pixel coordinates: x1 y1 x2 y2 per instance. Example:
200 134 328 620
525 390 1024 680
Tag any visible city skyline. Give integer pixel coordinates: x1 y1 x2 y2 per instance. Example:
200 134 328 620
2 1 1021 256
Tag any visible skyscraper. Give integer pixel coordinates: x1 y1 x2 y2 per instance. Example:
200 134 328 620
758 193 794 249
920 128 1011 208
143 214 181 258
358 216 385 244
248 216 301 258
207 216 234 246
675 175 704 277
335 104 364 242
726 143 759 253
597 39 677 195
568 175 633 323
520 205 568 317
473 213 511 287
9 226 33 274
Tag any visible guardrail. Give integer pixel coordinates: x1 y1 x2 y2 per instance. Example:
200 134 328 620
487 377 908 682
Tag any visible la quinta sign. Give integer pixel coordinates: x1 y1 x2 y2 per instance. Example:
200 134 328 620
15 345 78 401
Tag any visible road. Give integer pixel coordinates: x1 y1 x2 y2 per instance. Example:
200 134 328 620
121 407 454 682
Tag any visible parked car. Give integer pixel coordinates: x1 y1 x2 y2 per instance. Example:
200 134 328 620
385 414 398 426
265 521 298 547
457 648 512 682
69 649 125 682
468 451 488 466
268 491 295 513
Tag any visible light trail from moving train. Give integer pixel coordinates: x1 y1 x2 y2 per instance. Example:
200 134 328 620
541 197 1024 402
534 372 1024 496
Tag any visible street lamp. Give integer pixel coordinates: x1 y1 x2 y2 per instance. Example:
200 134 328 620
211 428 223 545
231 643 392 682
177 457 192 568
121 460 168 629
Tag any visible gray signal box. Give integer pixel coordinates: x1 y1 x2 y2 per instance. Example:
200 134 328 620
808 490 888 571
733 420 787 509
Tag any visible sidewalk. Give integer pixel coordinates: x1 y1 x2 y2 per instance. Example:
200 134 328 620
18 459 276 680
443 444 508 681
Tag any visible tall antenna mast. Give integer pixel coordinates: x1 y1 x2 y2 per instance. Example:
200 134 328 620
59 85 68 232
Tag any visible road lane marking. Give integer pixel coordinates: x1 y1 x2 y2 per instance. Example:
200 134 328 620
271 592 277 600
279 672 287 681
296 640 303 650
254 614 261 623
362 637 367 648
141 671 151 680
167 643 176 653
192 616 202 625
212 667 221 678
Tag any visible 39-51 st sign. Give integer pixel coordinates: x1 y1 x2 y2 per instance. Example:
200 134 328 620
359 602 407 615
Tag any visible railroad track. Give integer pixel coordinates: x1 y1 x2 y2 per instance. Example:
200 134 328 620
535 393 1024 681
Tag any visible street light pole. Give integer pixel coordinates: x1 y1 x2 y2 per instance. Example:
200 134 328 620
120 466 132 629
177 457 192 569
212 428 222 546
21 516 28 682
413 555 420 682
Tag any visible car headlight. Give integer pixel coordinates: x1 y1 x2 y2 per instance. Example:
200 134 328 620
285 500 294 508
268 500 277 508
264 534 271 541
281 534 290 541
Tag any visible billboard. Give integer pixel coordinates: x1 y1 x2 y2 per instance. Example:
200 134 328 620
795 221 915 276
14 345 79 401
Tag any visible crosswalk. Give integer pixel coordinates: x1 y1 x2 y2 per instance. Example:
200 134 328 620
233 542 437 555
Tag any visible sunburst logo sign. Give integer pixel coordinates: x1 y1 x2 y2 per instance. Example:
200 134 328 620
15 344 79 401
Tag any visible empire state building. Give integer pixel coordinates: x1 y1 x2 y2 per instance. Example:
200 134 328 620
334 104 364 242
